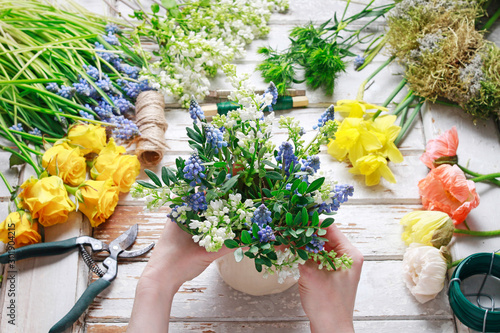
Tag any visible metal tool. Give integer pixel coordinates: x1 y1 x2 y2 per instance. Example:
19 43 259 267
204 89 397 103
0 224 154 333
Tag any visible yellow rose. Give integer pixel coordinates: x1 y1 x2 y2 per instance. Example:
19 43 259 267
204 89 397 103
78 180 119 227
0 212 41 248
42 142 87 186
91 138 141 192
18 176 76 227
67 124 107 155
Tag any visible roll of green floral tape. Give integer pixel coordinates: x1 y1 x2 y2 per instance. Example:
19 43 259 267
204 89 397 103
448 252 500 332
216 96 295 115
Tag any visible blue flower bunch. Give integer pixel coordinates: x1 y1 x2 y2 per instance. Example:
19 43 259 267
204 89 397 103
43 24 151 140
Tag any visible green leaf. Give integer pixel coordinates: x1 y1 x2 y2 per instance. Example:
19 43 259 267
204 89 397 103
291 178 301 192
255 261 263 272
261 256 273 267
265 171 284 180
263 188 272 198
311 211 319 227
9 154 25 167
216 170 227 186
161 167 170 186
214 161 227 168
297 249 309 261
258 146 267 159
252 223 260 239
289 229 298 238
301 207 308 225
165 167 177 183
241 230 252 244
321 217 335 229
220 174 239 192
298 181 307 194
285 212 293 226
224 239 239 249
250 245 259 254
267 251 277 260
144 169 162 187
306 228 314 237
234 248 244 262
151 3 160 13
291 194 299 204
293 213 302 226
261 243 271 250
306 177 325 193
317 228 327 236
262 160 279 170
161 0 177 8
136 180 157 189
186 127 203 143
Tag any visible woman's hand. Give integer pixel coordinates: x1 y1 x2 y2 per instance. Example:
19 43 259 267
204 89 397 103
128 221 233 332
298 224 364 333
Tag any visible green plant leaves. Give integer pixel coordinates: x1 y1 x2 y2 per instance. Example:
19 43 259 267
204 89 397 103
224 239 239 249
241 230 252 244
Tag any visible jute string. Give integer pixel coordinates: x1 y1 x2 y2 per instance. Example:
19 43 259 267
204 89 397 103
134 91 169 166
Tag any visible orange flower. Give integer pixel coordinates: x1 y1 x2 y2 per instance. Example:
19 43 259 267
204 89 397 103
420 127 459 169
418 164 479 225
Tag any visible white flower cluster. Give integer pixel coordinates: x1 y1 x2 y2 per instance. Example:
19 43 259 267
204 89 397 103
189 194 255 252
264 248 305 283
145 0 289 107
131 182 190 212
309 171 337 205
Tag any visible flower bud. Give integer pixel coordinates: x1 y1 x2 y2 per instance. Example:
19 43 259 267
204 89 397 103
400 210 454 248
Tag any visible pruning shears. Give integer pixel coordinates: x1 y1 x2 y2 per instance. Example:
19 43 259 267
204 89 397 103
0 224 154 333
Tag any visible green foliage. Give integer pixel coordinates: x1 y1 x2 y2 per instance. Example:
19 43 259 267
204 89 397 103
257 2 394 94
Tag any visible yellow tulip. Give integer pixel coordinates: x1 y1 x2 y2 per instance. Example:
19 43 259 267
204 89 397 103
400 211 454 248
18 176 75 227
349 153 396 186
367 115 404 163
327 118 382 164
90 138 141 192
67 123 107 155
78 179 119 227
335 99 388 118
0 212 41 248
42 142 87 186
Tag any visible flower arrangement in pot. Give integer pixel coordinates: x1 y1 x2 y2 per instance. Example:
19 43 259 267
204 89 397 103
132 65 355 293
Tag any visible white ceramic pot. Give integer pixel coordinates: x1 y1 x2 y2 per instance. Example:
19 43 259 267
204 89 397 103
215 252 297 296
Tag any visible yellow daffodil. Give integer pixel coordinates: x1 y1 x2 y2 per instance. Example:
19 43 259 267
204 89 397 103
349 153 396 186
400 211 454 248
335 99 388 118
367 115 404 163
327 118 382 164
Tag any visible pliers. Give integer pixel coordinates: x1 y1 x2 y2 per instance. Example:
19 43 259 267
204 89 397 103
0 224 154 333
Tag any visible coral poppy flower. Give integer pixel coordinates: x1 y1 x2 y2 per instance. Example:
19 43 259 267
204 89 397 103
420 127 459 169
418 164 479 225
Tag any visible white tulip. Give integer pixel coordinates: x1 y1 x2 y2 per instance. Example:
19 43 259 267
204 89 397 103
402 243 448 304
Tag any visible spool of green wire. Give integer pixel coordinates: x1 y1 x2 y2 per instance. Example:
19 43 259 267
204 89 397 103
448 252 500 332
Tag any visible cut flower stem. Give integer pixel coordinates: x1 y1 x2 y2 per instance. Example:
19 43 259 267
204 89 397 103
451 251 500 268
458 164 500 186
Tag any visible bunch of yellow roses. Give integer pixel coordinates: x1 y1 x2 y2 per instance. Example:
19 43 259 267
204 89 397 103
327 100 404 186
0 124 141 248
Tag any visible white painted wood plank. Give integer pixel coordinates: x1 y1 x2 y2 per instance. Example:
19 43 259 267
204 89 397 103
86 260 452 322
86 319 456 333
0 212 91 333
0 152 20 200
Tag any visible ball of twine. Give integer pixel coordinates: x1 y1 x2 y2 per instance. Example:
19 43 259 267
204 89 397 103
134 90 169 166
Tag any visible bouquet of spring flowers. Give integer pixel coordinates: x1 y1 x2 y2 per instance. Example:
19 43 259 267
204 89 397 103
133 65 354 278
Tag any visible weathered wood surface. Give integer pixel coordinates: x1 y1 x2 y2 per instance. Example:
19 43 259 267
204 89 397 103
0 0 498 332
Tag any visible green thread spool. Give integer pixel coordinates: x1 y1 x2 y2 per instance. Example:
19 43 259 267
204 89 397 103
203 96 308 117
448 251 500 332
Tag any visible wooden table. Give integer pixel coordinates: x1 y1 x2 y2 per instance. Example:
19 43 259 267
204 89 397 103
0 1 499 332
